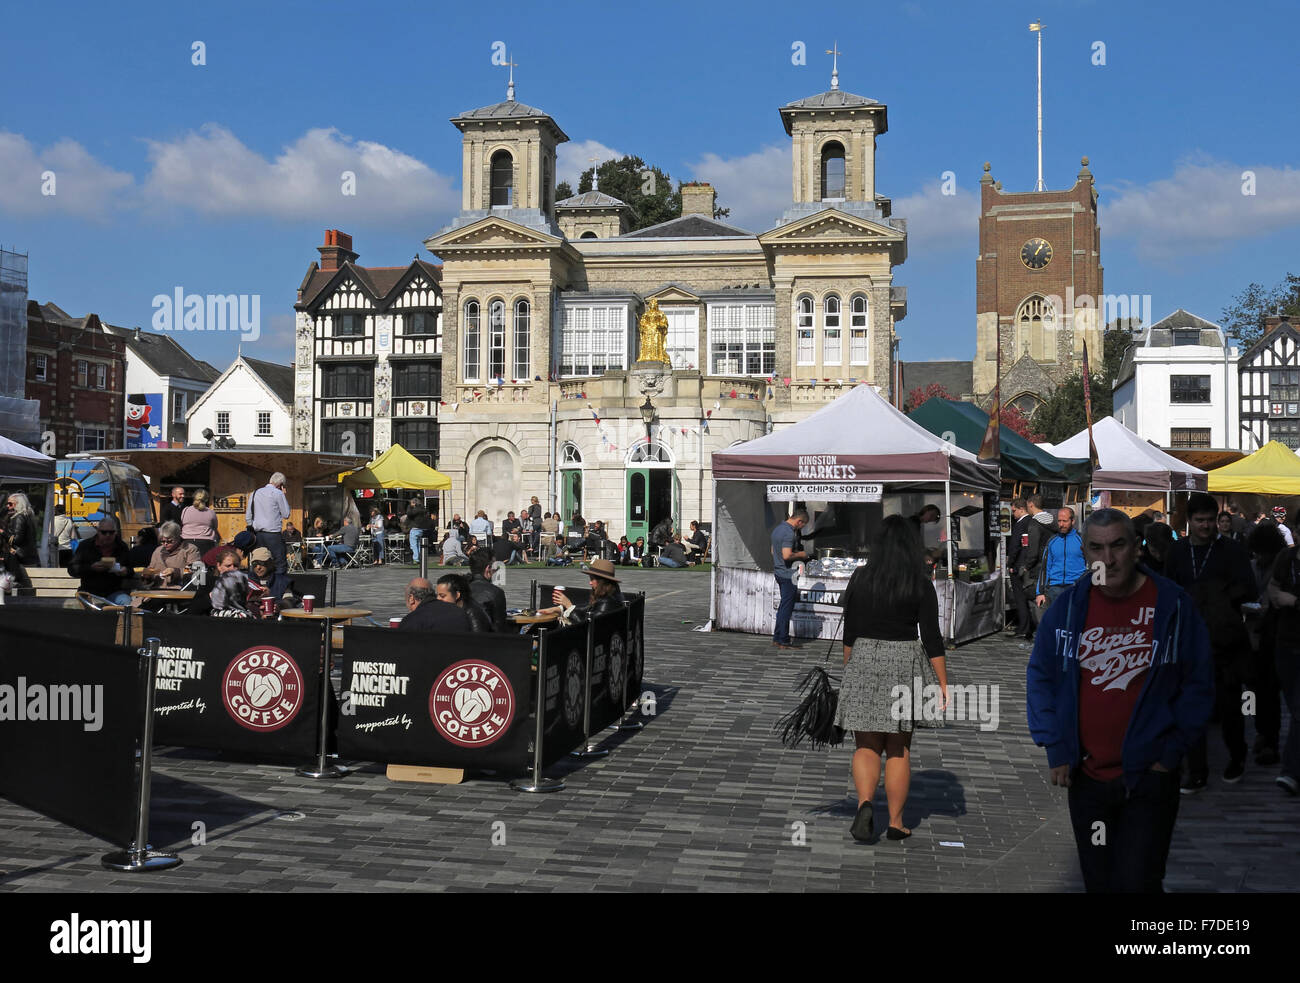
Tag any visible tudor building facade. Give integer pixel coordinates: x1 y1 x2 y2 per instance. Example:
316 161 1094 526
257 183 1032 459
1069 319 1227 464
1240 314 1300 451
293 74 909 539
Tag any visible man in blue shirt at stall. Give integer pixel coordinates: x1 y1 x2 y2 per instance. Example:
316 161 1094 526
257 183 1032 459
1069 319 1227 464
1036 506 1087 611
771 509 810 649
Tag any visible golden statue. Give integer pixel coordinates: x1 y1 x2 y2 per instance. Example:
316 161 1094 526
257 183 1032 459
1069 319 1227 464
636 298 670 364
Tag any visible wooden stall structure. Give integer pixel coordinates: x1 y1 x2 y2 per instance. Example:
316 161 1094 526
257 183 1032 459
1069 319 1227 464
100 449 368 542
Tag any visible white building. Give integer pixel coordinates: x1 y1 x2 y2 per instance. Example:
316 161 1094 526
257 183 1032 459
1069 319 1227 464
101 324 220 447
187 355 294 448
1113 310 1239 450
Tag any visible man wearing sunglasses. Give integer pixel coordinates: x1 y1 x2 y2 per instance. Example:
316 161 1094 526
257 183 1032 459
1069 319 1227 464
68 517 136 605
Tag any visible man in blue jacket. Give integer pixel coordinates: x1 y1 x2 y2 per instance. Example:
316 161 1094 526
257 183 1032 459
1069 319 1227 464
1027 508 1213 893
1036 506 1086 610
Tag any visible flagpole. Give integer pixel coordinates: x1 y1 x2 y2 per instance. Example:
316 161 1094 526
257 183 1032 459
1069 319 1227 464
1031 21 1045 192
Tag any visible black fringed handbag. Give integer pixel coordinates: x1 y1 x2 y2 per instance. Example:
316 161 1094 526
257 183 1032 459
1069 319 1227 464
774 623 845 750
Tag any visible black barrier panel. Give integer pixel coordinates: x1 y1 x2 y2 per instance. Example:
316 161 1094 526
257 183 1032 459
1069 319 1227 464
626 595 645 708
149 618 325 758
0 627 141 848
0 606 122 647
539 622 590 766
336 628 533 771
290 573 329 604
587 609 628 735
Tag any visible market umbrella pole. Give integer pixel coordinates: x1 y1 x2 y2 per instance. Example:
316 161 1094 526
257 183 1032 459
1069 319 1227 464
944 479 955 644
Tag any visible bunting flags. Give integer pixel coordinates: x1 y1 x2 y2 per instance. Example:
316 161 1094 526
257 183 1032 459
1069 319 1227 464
1082 341 1100 471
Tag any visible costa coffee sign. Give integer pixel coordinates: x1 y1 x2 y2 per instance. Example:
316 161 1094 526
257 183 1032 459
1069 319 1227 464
428 659 516 748
221 646 305 732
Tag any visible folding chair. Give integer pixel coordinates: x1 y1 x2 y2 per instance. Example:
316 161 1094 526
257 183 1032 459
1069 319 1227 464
286 541 306 573
346 534 374 568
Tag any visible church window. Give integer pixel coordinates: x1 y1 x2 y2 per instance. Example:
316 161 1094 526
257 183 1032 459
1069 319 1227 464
850 295 870 364
560 305 628 377
821 142 846 200
823 295 842 365
463 300 481 381
513 300 530 379
796 296 815 365
1016 296 1055 361
488 301 507 380
707 303 775 376
490 151 514 207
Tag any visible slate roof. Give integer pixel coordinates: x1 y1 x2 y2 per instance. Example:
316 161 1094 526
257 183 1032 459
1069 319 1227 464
241 356 295 405
900 360 974 400
622 214 753 238
556 190 631 210
779 89 885 135
450 98 569 140
101 324 221 383
1142 309 1224 348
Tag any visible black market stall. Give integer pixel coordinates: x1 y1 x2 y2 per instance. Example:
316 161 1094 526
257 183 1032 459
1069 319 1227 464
710 385 1002 644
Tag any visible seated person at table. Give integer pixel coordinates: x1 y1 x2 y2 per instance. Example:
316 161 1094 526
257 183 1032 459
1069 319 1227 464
186 547 242 616
127 525 159 569
282 521 303 544
541 558 626 625
398 577 471 632
142 521 202 588
658 534 689 569
684 521 709 561
69 517 136 606
322 516 359 568
441 529 468 566
247 547 291 603
209 567 254 618
468 550 508 632
436 573 494 632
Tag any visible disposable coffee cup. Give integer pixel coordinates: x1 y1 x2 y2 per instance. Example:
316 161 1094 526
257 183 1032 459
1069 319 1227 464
262 597 277 618
389 617 402 629
302 595 315 613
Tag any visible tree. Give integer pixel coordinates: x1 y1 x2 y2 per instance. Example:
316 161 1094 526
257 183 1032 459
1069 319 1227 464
904 383 951 413
577 155 682 231
1001 403 1043 443
1221 273 1300 349
555 180 574 202
1032 372 1109 445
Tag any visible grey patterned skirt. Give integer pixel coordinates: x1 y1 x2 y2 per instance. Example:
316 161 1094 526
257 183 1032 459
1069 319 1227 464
834 636 945 733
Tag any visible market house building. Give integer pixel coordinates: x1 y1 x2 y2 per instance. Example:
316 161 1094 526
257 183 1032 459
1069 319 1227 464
406 70 908 538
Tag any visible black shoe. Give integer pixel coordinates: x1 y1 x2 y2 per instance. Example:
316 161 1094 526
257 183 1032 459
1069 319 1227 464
1222 759 1246 783
850 802 874 842
1256 747 1281 767
885 826 912 840
1180 775 1207 794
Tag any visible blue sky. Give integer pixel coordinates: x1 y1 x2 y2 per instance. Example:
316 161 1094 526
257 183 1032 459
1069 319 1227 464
3 0 1298 370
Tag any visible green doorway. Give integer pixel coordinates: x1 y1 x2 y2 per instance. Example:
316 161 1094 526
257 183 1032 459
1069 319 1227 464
626 466 675 542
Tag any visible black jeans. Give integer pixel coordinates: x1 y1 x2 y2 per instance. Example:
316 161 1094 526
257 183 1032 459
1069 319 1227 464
1186 650 1249 778
1010 574 1032 635
1067 767 1181 892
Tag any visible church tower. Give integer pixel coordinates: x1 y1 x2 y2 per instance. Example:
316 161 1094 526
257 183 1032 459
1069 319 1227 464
972 158 1104 413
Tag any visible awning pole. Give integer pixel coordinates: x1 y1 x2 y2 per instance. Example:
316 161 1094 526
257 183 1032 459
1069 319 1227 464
944 478 955 644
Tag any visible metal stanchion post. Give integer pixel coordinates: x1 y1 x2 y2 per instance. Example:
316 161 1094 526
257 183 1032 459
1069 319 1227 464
296 616 349 779
419 531 428 581
329 567 338 608
616 604 643 732
102 637 182 872
570 617 608 759
512 627 564 793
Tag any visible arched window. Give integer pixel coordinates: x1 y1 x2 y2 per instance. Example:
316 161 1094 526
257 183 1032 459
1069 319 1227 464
463 300 480 381
513 300 530 379
823 294 842 365
850 294 869 364
488 300 506 380
627 441 673 464
1017 295 1055 361
1009 391 1044 417
796 295 815 364
580 231 597 239
821 141 846 200
490 150 513 207
560 442 582 465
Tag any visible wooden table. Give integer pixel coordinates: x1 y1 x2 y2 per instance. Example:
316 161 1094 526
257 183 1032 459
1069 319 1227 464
281 606 372 623
130 589 196 614
510 611 561 625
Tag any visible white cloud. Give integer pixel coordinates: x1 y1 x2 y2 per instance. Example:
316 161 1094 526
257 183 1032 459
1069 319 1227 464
556 139 624 189
0 132 134 218
1101 154 1300 259
140 125 457 223
892 181 979 253
687 144 791 231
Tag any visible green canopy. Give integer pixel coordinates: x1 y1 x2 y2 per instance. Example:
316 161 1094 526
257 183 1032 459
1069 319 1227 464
908 398 1091 486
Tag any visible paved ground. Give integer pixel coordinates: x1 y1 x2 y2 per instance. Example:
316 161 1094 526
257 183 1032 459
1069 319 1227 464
0 563 1294 892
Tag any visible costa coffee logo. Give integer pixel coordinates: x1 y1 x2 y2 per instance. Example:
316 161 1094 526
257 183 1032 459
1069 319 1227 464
222 646 304 732
563 649 584 728
429 659 515 748
605 633 626 703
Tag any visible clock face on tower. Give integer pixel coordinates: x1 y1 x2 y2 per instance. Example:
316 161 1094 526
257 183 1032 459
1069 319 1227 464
1021 237 1053 270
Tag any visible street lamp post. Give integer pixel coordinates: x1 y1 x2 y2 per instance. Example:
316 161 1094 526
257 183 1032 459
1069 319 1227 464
639 395 655 448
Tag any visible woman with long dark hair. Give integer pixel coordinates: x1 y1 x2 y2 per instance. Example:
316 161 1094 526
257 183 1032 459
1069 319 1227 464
837 514 949 843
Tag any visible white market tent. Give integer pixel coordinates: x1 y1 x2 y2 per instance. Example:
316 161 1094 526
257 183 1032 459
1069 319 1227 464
0 433 57 567
1050 416 1207 493
709 384 1001 640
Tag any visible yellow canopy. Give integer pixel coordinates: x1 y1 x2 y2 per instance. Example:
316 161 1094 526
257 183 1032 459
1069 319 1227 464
338 443 452 491
1207 440 1300 495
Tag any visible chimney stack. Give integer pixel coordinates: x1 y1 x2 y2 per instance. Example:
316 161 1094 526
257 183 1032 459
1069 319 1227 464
680 182 716 218
317 229 358 271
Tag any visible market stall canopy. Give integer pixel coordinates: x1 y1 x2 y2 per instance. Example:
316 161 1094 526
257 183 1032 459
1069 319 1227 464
713 384 1000 492
339 443 452 491
1050 417 1206 492
908 398 1091 486
0 433 56 482
1207 440 1300 495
